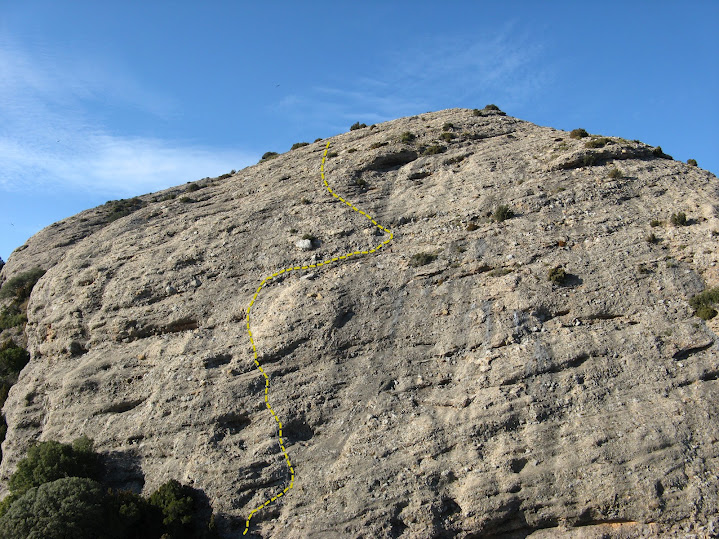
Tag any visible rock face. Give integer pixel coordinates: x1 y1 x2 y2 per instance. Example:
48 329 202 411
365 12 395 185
1 108 718 537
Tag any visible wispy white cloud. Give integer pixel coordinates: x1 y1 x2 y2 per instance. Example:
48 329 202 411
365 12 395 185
0 41 255 196
0 134 254 196
274 23 551 130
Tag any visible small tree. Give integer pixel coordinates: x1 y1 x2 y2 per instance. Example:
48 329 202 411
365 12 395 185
0 477 108 539
8 439 99 497
149 480 195 538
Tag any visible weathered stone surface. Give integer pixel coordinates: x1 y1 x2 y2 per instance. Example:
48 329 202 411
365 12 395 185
1 108 718 537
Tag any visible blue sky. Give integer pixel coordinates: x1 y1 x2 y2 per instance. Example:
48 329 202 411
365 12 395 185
1 1 717 262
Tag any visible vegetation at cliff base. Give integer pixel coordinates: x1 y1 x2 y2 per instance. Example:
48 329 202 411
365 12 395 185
0 438 218 538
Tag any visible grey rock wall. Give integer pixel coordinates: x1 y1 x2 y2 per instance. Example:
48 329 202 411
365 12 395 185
1 108 717 537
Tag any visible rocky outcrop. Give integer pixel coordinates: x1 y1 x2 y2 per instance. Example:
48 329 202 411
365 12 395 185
1 108 718 537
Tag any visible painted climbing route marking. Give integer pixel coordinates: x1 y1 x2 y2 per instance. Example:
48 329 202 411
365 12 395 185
242 141 393 535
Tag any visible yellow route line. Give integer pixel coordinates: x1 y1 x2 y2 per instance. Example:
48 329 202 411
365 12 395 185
242 141 393 535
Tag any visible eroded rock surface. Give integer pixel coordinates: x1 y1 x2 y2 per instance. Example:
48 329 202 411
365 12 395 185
1 108 718 537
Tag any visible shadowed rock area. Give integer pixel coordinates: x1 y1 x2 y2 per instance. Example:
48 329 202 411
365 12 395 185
1 107 718 537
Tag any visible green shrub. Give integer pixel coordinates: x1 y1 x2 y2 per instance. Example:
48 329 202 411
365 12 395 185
493 205 513 222
0 477 109 539
350 122 367 131
0 268 46 301
570 128 589 139
327 151 338 158
687 159 698 166
585 137 611 148
0 437 216 538
444 155 466 165
695 305 718 321
355 178 368 188
105 488 162 538
484 104 501 111
466 222 478 231
261 151 279 161
472 109 482 116
314 138 322 143
548 265 567 284
0 491 17 518
0 340 30 377
645 232 660 244
186 183 200 192
442 122 454 131
608 167 623 179
105 198 145 223
650 219 662 227
440 132 456 142
399 132 416 143
670 212 687 226
409 253 437 267
370 142 387 149
8 439 99 497
422 145 446 155
689 287 719 321
580 154 597 166
149 479 195 537
290 142 309 150
347 148 358 153
218 172 232 180
489 267 513 277
0 305 26 330
652 146 673 159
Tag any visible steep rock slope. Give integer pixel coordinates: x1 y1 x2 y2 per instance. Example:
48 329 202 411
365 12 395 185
1 108 718 537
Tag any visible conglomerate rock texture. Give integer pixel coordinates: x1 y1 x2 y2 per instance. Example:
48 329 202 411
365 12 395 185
1 108 718 537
